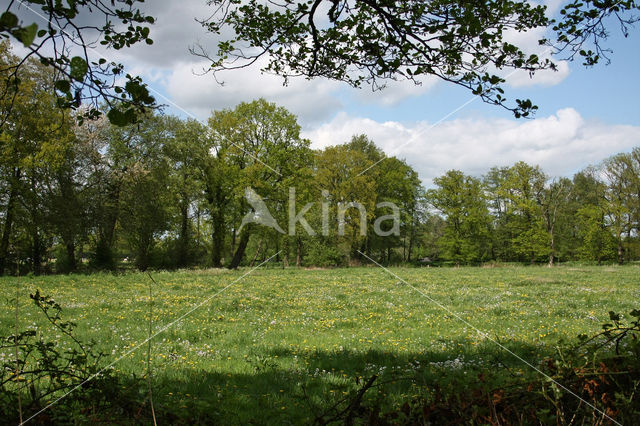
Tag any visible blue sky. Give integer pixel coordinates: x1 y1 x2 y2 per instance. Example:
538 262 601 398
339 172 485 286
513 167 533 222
335 27 640 126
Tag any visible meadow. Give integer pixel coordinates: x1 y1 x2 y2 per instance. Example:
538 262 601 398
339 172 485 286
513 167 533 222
1 265 639 423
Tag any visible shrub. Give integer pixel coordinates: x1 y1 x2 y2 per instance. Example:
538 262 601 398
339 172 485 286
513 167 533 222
305 240 347 267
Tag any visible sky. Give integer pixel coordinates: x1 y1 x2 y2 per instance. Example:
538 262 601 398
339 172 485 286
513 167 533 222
15 0 640 186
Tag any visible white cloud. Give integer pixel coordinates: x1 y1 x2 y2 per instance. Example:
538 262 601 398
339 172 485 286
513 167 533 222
499 26 571 88
163 59 343 124
84 0 343 125
108 0 216 67
303 109 640 186
74 0 569 121
351 76 440 106
506 58 571 88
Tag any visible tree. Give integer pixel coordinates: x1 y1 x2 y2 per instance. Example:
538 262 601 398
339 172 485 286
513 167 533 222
559 169 606 262
1 1 156 126
373 154 422 263
484 166 513 261
202 0 639 117
315 142 377 262
119 164 169 271
539 178 572 266
627 147 640 239
0 42 75 274
205 99 312 269
164 118 206 268
414 212 446 262
82 109 170 270
577 204 616 264
84 115 129 268
500 162 549 263
45 121 91 273
428 170 492 264
117 116 172 271
601 153 634 264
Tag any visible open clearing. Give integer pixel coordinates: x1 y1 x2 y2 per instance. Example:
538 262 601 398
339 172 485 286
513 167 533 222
1 265 638 423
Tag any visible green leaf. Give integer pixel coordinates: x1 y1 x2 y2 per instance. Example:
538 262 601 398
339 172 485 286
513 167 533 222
15 23 38 47
124 80 154 104
107 107 137 126
69 56 88 81
54 79 71 93
0 12 18 29
107 108 128 126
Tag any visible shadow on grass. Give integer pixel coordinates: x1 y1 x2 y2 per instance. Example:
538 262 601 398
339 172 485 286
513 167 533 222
140 340 555 425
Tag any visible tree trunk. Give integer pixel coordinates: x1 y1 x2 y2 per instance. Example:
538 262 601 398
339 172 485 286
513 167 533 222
136 246 150 271
177 200 189 268
282 236 289 268
32 229 41 275
249 238 263 267
0 168 19 275
95 182 121 270
402 236 406 262
196 207 201 248
211 209 224 268
407 221 415 262
30 173 42 275
296 237 302 267
617 236 624 265
231 227 237 256
65 241 77 272
228 229 250 269
547 236 555 267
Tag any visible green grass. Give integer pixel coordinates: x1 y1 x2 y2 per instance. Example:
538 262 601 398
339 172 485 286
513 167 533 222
1 265 639 423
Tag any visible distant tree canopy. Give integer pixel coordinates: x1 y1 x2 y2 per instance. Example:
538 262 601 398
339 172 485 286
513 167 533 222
200 0 639 117
1 44 640 274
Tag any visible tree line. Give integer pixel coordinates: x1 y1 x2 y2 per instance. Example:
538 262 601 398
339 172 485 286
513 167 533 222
428 157 640 266
1 42 639 274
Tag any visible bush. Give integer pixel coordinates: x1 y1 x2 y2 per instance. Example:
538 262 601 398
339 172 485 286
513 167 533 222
0 291 144 423
304 240 347 267
316 307 640 424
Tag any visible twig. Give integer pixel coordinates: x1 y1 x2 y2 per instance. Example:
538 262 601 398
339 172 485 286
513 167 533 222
146 272 158 426
317 375 378 425
15 264 23 425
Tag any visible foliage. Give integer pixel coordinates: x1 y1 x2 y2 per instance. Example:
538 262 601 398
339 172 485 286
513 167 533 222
309 307 640 424
203 0 639 118
305 239 348 267
1 2 156 126
3 0 638 126
203 98 312 268
0 290 127 423
2 48 640 272
577 204 617 263
428 170 492 264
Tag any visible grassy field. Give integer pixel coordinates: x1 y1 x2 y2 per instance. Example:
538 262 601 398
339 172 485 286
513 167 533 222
1 265 639 423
